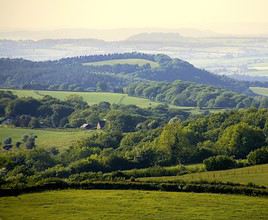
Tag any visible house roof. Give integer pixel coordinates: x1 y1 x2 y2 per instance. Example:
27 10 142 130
97 120 106 127
80 123 92 128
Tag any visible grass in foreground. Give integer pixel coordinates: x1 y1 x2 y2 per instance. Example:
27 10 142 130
0 190 267 220
83 58 160 68
0 127 90 150
139 164 268 187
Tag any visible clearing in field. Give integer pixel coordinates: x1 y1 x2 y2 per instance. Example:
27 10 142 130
83 58 160 68
0 127 90 150
250 86 268 96
0 190 267 220
139 164 268 187
0 89 194 110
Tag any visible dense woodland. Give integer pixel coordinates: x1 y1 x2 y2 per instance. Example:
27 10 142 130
1 53 268 192
1 91 268 188
126 81 268 108
0 91 189 130
1 52 267 95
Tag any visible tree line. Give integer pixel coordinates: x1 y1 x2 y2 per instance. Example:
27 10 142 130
0 91 189 130
1 106 268 189
1 52 267 94
125 81 268 108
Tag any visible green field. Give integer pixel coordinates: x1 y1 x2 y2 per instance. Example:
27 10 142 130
139 164 268 187
0 127 90 150
250 87 268 96
0 89 190 109
0 190 267 220
83 58 160 68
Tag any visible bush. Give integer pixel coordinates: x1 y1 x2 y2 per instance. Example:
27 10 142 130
2 137 13 150
203 155 237 171
247 147 268 165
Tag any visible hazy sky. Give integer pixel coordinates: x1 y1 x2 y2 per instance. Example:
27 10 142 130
1 0 268 35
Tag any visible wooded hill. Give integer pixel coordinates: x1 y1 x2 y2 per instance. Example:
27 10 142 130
126 81 268 108
0 52 265 94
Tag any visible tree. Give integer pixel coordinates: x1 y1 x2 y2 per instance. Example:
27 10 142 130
7 98 41 116
78 131 122 149
15 141 22 148
96 82 108 92
3 137 12 150
217 122 265 158
158 121 193 164
65 95 88 109
24 135 37 149
26 149 56 171
247 147 268 165
204 155 237 171
105 110 144 132
29 117 40 128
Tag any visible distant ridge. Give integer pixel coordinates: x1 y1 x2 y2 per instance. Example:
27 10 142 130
126 32 183 42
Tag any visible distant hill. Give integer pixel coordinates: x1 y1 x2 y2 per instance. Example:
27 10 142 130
174 28 226 38
0 38 105 48
126 32 183 42
0 52 264 95
0 28 226 41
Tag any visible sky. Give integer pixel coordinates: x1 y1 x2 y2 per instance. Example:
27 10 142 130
0 0 268 38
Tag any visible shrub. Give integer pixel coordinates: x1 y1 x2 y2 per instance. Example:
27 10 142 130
203 155 237 171
2 137 13 150
247 147 268 165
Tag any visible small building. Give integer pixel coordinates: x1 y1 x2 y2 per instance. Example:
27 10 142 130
80 123 92 130
96 120 106 129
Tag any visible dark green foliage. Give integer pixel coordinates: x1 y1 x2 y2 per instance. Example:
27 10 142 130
15 142 22 148
68 158 104 173
0 91 189 130
0 53 256 94
2 100 268 191
105 110 145 132
247 147 268 165
25 149 56 171
157 121 194 164
126 81 268 108
204 155 237 171
2 137 12 150
217 122 266 158
6 98 41 117
24 135 37 149
78 131 123 149
1 179 267 197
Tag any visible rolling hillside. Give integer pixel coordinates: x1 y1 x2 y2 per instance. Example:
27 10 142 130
250 87 268 96
0 127 91 150
83 58 159 68
0 89 193 109
0 53 258 94
139 164 268 187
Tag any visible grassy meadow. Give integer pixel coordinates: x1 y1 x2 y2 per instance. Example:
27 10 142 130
0 89 229 115
0 127 90 150
250 87 268 96
0 190 268 220
139 164 268 187
83 58 160 68
0 89 190 109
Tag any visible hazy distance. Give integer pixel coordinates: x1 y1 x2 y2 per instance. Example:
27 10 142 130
1 0 268 40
